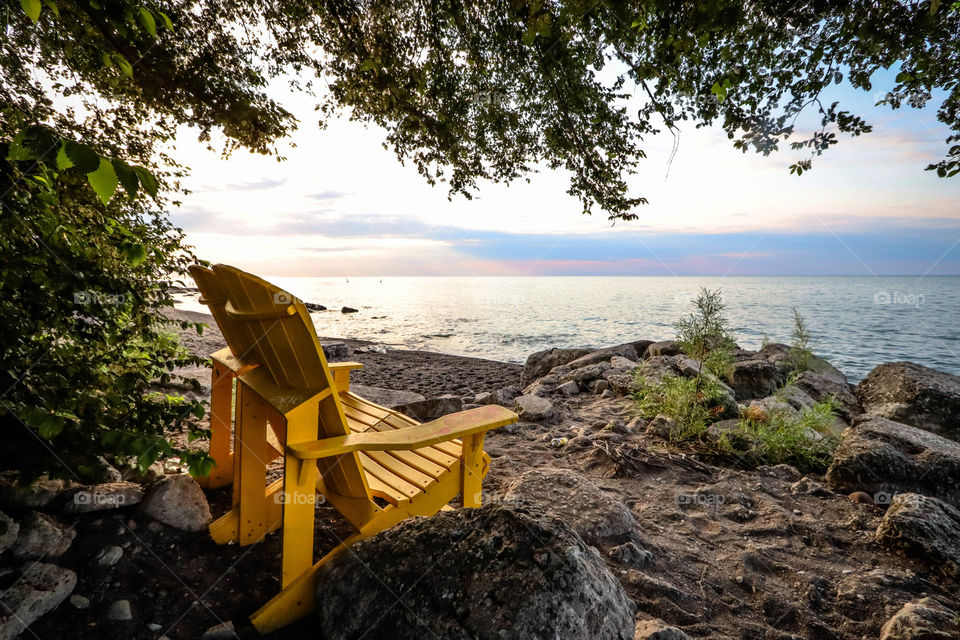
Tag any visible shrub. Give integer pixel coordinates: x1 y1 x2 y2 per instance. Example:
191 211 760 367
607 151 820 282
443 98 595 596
634 372 729 441
675 287 737 382
787 307 814 372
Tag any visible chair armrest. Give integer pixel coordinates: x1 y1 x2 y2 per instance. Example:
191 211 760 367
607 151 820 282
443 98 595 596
288 405 518 459
328 361 363 371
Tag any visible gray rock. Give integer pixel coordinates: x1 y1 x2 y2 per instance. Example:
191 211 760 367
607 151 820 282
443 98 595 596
0 563 77 640
794 369 861 421
562 362 612 388
858 361 960 440
608 541 652 567
645 340 681 358
633 620 692 640
564 344 639 370
505 468 637 546
825 415 960 509
522 347 591 386
140 474 211 532
320 341 350 361
340 306 358 313
609 355 638 370
703 419 759 451
875 493 960 577
106 599 133 621
314 505 636 640
201 620 237 639
728 358 784 400
98 545 124 566
396 395 463 422
0 474 68 511
473 385 520 407
514 394 555 422
69 594 90 609
557 380 580 396
879 597 959 640
303 302 326 311
350 384 425 409
605 373 635 396
646 414 679 440
62 482 144 513
592 379 610 394
790 477 832 497
775 384 817 411
11 512 75 559
0 511 18 554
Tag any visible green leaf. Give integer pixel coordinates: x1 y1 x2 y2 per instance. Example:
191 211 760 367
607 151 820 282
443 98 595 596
34 415 63 439
710 81 727 103
132 166 158 197
7 126 59 162
20 0 41 22
191 403 205 419
42 0 59 17
123 243 147 267
87 157 119 205
113 53 133 78
138 7 156 37
64 141 100 172
895 71 913 83
112 160 139 197
158 11 173 31
55 144 73 169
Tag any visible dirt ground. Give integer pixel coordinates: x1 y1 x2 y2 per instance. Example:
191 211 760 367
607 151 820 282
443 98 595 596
26 309 958 640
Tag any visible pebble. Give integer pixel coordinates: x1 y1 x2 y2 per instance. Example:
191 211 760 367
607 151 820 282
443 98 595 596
98 545 124 566
147 623 162 631
107 599 132 621
793 509 802 516
69 594 90 609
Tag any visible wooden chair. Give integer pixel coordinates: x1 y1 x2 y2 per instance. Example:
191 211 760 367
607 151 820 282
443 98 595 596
187 264 518 633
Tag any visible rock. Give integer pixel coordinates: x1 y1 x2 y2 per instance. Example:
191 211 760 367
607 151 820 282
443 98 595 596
593 379 610 394
605 373 636 396
320 342 350 360
879 597 959 640
11 512 75 559
790 477 832 497
340 306 358 313
350 384 425 409
514 394 555 422
396 395 463 422
62 482 144 513
98 545 124 566
857 362 960 440
140 474 211 532
564 344 639 370
875 493 960 576
522 347 591 386
0 563 76 640
728 358 784 400
634 620 692 640
120 461 165 484
474 386 520 407
557 380 580 396
646 414 679 440
0 511 18 553
303 302 326 311
69 594 89 609
775 384 817 411
608 541 652 567
0 474 68 511
609 355 638 369
106 599 133 621
646 340 681 357
201 620 236 639
825 415 960 509
794 370 861 421
562 362 612 389
703 419 759 452
314 505 636 640
504 468 637 546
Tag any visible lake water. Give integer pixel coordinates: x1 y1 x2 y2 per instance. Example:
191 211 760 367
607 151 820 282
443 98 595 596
176 275 960 382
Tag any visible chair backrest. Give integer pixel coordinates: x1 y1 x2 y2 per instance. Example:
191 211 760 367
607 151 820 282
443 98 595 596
189 264 371 501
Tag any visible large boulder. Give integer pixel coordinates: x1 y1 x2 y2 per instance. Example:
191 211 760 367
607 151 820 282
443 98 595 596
351 384 425 409
728 358 784 400
879 597 959 640
522 347 591 386
793 369 861 421
564 344 640 370
645 341 681 358
825 415 960 509
11 512 75 559
857 362 960 440
314 505 636 640
0 563 76 640
513 394 555 422
0 511 18 553
875 493 960 577
504 468 637 546
61 482 144 513
0 474 68 512
396 395 463 422
140 474 211 532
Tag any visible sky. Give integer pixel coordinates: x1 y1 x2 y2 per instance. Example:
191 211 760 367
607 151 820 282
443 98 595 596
168 68 960 277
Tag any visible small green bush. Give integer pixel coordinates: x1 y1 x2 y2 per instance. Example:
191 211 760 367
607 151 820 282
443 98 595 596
721 398 841 473
787 307 814 372
675 287 736 381
634 372 729 441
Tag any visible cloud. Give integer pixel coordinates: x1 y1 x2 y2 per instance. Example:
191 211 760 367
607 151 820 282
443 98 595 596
225 177 288 191
306 190 351 201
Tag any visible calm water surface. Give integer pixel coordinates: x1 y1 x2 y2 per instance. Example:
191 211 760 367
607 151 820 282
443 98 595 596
177 276 960 382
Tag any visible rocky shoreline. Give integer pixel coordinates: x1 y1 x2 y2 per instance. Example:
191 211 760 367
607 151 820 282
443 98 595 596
1 309 958 639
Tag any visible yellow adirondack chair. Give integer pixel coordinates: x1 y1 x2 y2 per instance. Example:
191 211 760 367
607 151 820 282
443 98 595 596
187 264 518 633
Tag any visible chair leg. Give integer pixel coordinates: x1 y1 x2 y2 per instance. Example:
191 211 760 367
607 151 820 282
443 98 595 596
235 383 271 545
461 433 485 508
280 399 320 588
196 360 235 489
